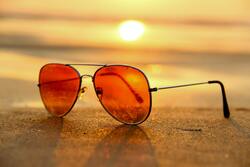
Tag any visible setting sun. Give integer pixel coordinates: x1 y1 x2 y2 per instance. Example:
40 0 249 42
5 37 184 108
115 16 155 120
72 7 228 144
118 20 145 41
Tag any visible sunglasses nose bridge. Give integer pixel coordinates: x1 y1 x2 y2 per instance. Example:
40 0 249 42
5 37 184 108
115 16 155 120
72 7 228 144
78 74 93 99
81 74 93 79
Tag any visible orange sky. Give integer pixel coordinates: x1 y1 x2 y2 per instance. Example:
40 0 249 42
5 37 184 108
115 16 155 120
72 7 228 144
1 0 250 20
0 0 250 53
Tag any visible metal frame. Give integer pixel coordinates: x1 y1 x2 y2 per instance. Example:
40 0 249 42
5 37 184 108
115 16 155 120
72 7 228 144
149 81 230 118
65 63 107 67
38 63 230 125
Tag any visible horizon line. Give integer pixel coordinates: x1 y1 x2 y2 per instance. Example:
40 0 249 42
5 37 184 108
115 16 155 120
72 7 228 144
1 43 249 57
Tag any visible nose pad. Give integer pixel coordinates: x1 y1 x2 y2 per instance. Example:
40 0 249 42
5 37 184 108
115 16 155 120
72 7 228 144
78 86 87 100
95 87 103 100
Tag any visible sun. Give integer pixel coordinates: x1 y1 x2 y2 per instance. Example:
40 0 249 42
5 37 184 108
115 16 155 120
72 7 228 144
118 20 145 41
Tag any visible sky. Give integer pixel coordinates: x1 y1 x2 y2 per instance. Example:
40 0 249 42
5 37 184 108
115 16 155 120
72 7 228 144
1 0 250 20
1 0 249 53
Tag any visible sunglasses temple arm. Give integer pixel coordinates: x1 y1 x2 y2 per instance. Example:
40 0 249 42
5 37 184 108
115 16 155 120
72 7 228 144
150 80 230 118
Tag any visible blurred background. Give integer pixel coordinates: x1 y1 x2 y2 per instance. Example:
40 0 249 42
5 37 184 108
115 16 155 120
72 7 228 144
0 0 250 110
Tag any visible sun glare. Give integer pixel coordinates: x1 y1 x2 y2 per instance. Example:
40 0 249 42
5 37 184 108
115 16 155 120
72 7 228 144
119 20 145 41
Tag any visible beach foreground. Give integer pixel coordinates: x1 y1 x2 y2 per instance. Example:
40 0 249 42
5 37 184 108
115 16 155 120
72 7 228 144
0 106 249 167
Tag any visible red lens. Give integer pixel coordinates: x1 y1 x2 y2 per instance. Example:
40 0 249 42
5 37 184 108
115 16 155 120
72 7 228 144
39 64 81 117
93 65 151 124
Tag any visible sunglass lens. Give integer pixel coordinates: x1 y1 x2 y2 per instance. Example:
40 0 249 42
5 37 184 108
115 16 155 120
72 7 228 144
94 65 151 124
39 64 81 117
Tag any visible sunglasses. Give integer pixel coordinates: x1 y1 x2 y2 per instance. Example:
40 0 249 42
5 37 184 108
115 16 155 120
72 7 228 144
38 63 230 125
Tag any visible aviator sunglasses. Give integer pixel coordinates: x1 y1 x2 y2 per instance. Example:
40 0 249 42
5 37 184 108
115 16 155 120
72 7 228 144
38 63 230 125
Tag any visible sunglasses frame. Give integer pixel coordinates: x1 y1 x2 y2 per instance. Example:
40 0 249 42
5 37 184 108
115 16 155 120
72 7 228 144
38 63 230 125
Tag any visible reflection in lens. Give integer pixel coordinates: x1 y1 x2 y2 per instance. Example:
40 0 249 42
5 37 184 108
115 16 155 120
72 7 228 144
94 65 151 124
39 64 81 117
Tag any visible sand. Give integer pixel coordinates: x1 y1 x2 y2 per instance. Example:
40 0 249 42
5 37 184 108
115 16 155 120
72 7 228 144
0 106 250 167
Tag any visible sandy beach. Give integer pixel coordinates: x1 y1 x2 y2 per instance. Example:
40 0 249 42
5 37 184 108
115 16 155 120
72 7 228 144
0 105 250 167
0 52 250 167
1 0 250 166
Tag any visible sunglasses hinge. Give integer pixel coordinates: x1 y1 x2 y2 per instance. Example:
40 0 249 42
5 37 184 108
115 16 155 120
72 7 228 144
149 87 158 92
